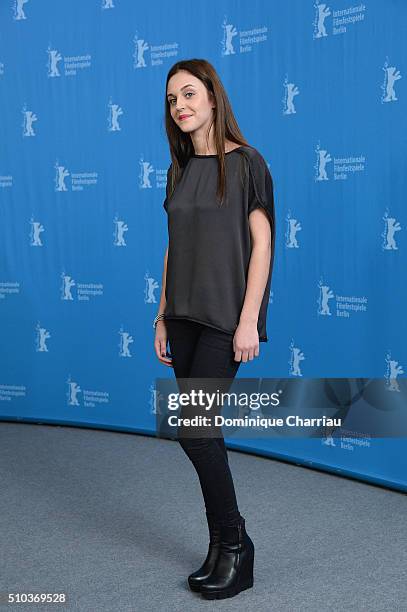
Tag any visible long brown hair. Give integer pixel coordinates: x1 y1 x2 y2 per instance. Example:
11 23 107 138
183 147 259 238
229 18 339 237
164 59 250 206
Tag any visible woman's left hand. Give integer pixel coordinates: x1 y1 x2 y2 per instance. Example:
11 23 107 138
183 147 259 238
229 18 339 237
233 320 260 362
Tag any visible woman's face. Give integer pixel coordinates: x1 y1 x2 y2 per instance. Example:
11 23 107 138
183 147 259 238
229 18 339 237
167 70 215 135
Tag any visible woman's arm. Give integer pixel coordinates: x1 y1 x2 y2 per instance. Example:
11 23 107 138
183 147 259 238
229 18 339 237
154 245 173 366
157 245 168 317
234 208 272 362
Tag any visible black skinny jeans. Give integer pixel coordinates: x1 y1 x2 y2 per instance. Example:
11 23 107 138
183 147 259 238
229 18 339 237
165 318 242 528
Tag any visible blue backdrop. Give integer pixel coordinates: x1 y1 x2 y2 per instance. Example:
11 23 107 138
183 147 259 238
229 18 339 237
1 0 406 492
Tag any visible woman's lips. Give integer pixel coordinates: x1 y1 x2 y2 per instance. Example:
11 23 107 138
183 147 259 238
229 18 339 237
179 115 191 121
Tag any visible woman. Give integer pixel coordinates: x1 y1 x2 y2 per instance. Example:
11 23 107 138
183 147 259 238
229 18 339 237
153 59 276 600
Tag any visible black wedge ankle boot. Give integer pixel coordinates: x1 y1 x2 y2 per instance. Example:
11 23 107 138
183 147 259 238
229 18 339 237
199 516 254 600
188 513 221 592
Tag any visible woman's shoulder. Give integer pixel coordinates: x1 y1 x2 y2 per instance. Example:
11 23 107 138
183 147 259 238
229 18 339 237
236 145 271 182
237 144 267 165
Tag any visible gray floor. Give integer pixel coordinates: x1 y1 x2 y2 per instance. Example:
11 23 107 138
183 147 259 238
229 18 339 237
0 422 406 612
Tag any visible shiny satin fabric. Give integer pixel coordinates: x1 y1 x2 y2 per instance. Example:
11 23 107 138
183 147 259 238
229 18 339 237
163 145 276 342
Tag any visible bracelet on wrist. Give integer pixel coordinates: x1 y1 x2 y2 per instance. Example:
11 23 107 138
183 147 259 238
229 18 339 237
153 313 165 329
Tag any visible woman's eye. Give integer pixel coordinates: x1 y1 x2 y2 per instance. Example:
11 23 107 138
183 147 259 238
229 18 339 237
169 92 194 105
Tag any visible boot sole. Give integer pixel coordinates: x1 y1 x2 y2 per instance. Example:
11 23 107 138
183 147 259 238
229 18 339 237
200 577 253 600
188 581 205 592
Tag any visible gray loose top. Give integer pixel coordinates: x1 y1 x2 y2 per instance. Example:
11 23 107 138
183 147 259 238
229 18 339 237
162 144 275 342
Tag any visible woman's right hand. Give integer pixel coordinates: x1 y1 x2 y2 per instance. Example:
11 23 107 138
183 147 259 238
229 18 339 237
154 320 173 367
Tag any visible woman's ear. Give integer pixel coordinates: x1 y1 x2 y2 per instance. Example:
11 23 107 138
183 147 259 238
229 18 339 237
210 91 216 110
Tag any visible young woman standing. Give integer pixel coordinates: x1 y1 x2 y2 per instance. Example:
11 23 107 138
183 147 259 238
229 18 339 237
153 59 276 600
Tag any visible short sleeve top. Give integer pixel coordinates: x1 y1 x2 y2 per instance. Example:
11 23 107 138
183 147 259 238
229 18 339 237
162 144 276 342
